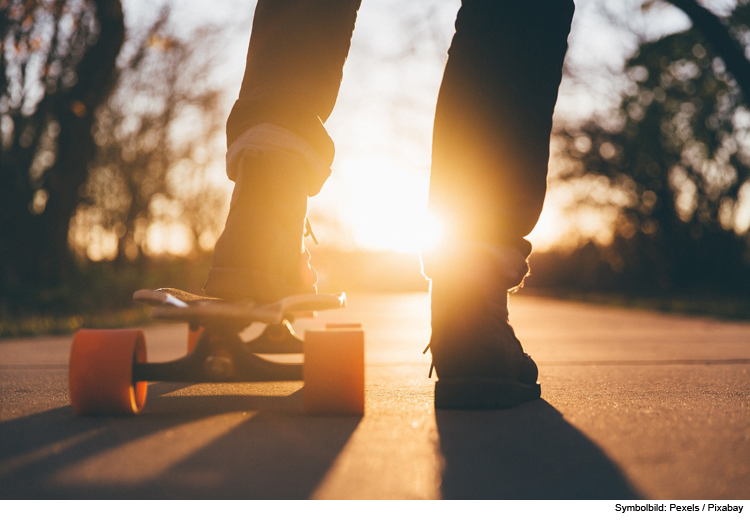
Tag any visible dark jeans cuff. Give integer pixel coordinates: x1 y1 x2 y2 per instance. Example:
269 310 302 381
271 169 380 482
226 97 335 167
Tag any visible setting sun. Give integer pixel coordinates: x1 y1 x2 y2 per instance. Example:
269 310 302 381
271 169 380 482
311 156 442 254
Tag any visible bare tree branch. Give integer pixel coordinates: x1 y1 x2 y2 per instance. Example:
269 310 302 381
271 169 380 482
667 0 750 98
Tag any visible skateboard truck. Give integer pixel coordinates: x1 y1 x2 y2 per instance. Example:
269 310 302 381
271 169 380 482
132 326 303 383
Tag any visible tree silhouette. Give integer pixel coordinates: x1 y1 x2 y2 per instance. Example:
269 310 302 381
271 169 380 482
547 1 750 294
1 2 227 308
1 0 125 293
72 18 226 266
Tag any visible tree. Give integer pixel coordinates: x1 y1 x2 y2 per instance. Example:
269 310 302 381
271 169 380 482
1 2 228 310
552 1 750 294
1 0 125 293
70 17 227 266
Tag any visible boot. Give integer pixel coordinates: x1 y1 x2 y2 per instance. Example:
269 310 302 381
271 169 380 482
204 148 317 303
423 243 540 409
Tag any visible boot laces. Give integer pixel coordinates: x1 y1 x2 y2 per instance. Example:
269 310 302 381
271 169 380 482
422 342 434 378
304 218 318 245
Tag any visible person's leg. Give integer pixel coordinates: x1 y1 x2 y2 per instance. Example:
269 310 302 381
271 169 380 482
206 0 361 301
427 0 574 254
424 0 575 409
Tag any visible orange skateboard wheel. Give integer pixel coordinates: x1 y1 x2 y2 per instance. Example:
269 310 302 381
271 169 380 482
69 329 148 415
303 324 365 415
187 326 204 353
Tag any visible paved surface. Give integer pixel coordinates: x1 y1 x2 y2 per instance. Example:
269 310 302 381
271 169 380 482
1 293 749 499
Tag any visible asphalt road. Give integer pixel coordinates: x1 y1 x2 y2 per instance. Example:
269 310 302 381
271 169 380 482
1 293 749 499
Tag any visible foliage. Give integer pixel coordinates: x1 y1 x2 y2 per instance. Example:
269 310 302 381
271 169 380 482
71 12 227 265
1 1 228 311
1 0 125 293
0 253 214 337
553 3 750 294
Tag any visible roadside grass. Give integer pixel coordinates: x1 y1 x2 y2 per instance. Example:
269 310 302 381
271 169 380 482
0 255 212 339
520 288 750 321
0 307 153 339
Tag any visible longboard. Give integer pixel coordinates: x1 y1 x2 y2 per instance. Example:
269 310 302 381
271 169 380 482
132 288 347 326
68 287 363 416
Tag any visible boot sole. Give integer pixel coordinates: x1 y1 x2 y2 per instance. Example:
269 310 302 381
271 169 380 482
434 377 541 410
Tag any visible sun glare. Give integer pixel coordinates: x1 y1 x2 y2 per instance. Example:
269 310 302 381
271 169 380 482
312 156 442 254
420 212 444 252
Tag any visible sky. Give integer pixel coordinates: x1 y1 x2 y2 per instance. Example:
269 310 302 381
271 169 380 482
122 0 697 255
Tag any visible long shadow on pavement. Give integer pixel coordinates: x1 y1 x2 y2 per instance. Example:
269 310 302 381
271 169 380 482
436 399 641 499
134 397 361 499
0 383 360 499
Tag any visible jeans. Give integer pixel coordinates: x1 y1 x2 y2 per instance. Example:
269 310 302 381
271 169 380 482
226 0 575 256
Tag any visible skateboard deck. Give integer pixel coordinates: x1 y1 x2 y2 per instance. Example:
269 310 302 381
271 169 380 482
133 288 346 327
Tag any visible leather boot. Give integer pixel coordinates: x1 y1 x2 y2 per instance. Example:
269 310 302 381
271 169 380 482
204 149 317 303
423 243 540 409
